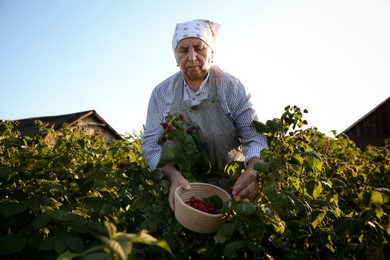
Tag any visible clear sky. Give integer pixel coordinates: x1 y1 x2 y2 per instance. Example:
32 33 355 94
1 0 389 136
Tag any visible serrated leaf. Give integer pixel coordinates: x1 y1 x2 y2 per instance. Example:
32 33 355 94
329 178 346 188
311 208 326 229
371 190 384 204
104 222 117 239
57 250 84 260
156 146 175 168
81 250 109 260
65 236 84 252
100 235 128 260
32 214 50 229
305 180 323 199
289 154 303 165
0 202 28 218
234 201 255 215
0 235 26 255
48 210 79 222
375 206 384 219
55 239 67 254
39 236 56 250
304 151 322 172
266 119 283 134
335 218 365 238
113 234 133 257
214 220 237 244
223 240 244 258
252 120 268 134
154 240 172 255
254 161 270 173
194 150 211 173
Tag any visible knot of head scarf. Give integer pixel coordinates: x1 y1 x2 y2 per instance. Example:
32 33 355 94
172 19 221 52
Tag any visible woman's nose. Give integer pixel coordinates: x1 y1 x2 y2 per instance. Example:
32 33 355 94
187 49 197 61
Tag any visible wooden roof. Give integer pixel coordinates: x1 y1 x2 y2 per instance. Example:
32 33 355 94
13 110 123 141
342 96 390 149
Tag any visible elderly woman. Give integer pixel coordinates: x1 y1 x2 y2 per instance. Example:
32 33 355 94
141 19 268 211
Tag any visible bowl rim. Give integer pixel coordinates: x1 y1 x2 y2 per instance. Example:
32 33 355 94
174 182 231 217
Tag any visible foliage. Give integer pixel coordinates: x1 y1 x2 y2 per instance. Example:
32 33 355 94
0 121 170 259
58 222 172 260
156 112 211 180
0 106 389 259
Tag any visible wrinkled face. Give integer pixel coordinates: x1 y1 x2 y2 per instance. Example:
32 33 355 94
175 37 214 83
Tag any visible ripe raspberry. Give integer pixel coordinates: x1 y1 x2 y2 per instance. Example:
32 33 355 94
166 123 174 132
185 196 217 214
179 114 185 121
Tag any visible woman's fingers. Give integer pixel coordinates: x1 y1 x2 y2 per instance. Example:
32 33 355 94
168 179 191 211
232 170 258 198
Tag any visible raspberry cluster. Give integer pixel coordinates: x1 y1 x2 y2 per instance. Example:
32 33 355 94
185 196 217 214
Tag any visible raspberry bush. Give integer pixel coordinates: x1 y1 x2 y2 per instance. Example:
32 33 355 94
0 105 389 259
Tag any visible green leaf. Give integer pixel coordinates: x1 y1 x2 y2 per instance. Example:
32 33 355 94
156 146 175 168
304 151 323 172
134 230 172 255
234 201 256 215
113 234 134 258
84 253 111 260
360 191 371 207
252 120 268 134
194 150 211 173
104 221 117 239
100 235 128 260
335 218 365 239
48 210 79 222
310 208 327 229
0 234 26 255
57 250 83 260
305 180 323 199
371 190 384 204
153 240 172 255
27 199 40 213
55 239 67 254
39 236 56 250
266 119 283 134
0 202 28 218
144 212 165 231
223 240 244 258
224 161 245 177
65 236 84 252
32 214 50 229
214 221 237 244
289 154 303 165
328 178 346 188
374 206 384 219
254 161 270 173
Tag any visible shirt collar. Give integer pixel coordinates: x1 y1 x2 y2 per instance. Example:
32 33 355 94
184 72 210 94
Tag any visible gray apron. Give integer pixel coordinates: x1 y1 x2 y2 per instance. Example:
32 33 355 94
169 66 244 189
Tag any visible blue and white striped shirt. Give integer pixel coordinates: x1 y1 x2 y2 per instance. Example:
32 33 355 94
141 68 268 170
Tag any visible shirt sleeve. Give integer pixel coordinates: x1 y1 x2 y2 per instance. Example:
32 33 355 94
141 90 162 170
222 77 269 164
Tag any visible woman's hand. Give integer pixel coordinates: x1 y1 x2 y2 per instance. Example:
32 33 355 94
162 164 191 211
231 170 258 199
231 157 261 200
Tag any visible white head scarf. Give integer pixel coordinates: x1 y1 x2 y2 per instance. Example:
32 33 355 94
172 19 221 52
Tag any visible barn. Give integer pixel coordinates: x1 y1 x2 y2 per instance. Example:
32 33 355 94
12 110 122 143
341 96 390 149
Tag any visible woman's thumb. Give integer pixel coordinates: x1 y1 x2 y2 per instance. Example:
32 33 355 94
181 181 191 190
